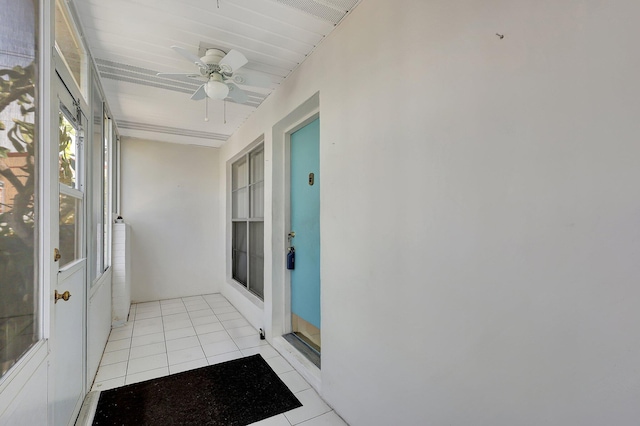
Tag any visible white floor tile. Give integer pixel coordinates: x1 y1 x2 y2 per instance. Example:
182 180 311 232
134 317 163 328
161 305 187 315
202 294 229 303
227 325 257 339
188 309 215 319
206 350 244 365
129 342 166 359
134 309 162 320
163 318 193 331
108 327 133 341
201 339 239 357
248 413 292 426
95 361 128 382
215 311 243 321
198 330 232 345
162 312 190 322
182 295 204 302
92 377 125 392
135 303 160 313
279 371 311 394
169 358 208 375
207 300 232 309
105 338 131 353
100 348 130 365
131 332 165 347
265 356 294 374
284 389 331 425
167 346 206 366
222 318 250 329
233 335 268 350
127 353 168 375
194 322 225 335
213 306 238 315
185 302 210 312
191 315 220 326
125 367 169 385
297 412 348 426
132 323 164 337
165 326 196 341
165 335 201 352
160 298 183 306
241 345 280 359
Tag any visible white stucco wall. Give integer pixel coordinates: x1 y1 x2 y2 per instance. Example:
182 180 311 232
219 0 640 425
121 137 221 302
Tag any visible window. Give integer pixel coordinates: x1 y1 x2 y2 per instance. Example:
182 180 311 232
231 145 264 299
103 114 112 271
0 0 41 378
89 80 103 283
55 0 87 98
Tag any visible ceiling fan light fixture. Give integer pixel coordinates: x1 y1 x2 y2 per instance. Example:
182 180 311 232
205 75 229 99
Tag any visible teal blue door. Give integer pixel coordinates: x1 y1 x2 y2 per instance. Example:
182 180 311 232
290 118 321 351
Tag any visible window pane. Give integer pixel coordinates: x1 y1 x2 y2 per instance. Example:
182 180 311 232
103 115 110 271
89 82 103 282
0 0 40 378
250 181 264 218
59 193 81 267
59 112 78 188
248 222 264 298
250 149 263 184
232 158 247 190
232 187 247 219
55 0 86 96
232 222 247 285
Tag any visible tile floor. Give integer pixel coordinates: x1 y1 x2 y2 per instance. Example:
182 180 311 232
91 293 347 426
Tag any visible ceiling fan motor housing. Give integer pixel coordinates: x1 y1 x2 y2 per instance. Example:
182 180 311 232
201 48 226 65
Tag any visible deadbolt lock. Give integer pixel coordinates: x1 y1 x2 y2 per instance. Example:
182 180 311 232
55 290 71 304
54 248 62 262
308 172 315 186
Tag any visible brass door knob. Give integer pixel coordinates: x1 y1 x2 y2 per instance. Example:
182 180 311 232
54 248 62 262
55 290 71 303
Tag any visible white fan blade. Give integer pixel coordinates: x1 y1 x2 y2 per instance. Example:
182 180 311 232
190 85 206 100
231 72 271 88
157 72 202 80
226 83 248 104
219 49 248 73
171 46 207 69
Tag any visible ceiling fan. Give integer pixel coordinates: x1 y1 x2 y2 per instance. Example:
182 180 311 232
157 46 270 104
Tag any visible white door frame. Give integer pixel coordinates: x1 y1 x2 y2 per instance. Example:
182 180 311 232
269 93 321 391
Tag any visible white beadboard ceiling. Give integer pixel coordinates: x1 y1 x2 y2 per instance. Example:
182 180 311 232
71 0 362 147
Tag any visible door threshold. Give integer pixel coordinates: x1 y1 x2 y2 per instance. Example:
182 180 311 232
283 333 321 369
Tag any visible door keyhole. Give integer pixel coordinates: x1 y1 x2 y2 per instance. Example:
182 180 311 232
308 172 314 186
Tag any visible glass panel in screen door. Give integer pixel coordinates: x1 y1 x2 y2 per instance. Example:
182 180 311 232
59 111 78 188
58 192 81 267
58 111 82 267
0 0 41 378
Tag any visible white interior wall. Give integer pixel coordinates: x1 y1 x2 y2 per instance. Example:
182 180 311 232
219 0 640 425
121 137 221 302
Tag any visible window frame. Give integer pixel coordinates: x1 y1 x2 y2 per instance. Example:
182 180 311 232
230 143 265 300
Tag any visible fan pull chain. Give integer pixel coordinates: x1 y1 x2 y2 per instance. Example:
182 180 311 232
224 99 227 124
204 97 209 122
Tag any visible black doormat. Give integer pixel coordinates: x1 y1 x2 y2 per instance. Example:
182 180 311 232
92 354 302 426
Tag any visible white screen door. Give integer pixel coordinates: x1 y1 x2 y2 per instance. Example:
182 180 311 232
51 70 87 426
